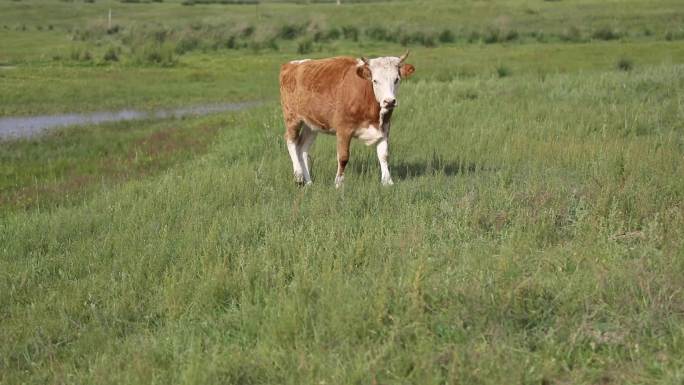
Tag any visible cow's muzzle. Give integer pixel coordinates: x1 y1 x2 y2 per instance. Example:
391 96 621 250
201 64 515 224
383 98 397 109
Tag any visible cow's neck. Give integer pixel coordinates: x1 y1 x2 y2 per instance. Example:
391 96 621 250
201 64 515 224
359 78 390 128
380 108 393 131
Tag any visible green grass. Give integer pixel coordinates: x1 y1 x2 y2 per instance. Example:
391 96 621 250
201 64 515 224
1 0 684 384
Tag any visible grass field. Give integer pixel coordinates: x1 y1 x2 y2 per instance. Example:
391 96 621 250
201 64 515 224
1 0 684 384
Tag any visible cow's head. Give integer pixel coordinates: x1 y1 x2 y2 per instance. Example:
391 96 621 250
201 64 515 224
357 51 415 111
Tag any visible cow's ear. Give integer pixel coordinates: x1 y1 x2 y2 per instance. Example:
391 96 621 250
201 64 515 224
356 64 372 80
400 64 415 79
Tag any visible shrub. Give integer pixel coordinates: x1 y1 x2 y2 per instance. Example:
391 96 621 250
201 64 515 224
496 65 511 78
422 34 436 47
467 30 480 43
664 31 684 41
133 42 176 66
278 23 305 40
341 25 358 41
326 27 341 40
70 47 93 62
592 26 620 41
365 26 388 41
616 57 633 71
80 50 93 61
504 29 519 41
175 36 200 54
225 35 237 49
239 25 254 38
297 38 313 54
103 46 119 62
533 30 547 43
483 27 500 44
560 26 582 42
438 29 455 43
106 25 121 34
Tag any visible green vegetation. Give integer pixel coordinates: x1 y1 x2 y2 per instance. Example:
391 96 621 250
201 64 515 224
1 0 684 384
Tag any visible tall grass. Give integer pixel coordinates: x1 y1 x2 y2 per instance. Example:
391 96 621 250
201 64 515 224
2 64 683 384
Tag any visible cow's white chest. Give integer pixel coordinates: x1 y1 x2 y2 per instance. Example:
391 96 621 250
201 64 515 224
356 125 385 145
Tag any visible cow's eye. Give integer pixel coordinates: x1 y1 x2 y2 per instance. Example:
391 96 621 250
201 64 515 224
373 79 378 84
394 78 399 84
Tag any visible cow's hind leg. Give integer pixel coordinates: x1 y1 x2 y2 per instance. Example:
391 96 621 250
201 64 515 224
335 133 352 188
298 124 317 185
285 120 305 185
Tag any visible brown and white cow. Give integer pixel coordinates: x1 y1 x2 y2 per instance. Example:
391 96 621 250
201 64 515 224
279 52 415 187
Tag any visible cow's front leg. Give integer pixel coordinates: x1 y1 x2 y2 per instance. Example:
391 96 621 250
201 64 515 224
335 133 352 188
376 137 393 186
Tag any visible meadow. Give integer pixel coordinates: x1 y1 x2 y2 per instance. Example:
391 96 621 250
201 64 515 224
1 0 684 384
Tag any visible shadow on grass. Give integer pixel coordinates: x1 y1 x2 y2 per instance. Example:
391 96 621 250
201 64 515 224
392 159 483 180
348 154 496 180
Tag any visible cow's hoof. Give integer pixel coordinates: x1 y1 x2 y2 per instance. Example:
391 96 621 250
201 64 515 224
294 172 305 185
382 178 394 186
334 176 344 189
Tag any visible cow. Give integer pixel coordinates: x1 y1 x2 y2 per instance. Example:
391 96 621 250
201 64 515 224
279 52 415 187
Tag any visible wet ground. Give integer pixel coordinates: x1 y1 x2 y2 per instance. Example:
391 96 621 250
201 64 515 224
0 102 259 140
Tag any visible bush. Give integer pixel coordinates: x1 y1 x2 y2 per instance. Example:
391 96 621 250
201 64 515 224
422 34 436 47
664 31 684 41
483 27 518 44
496 65 511 78
133 42 176 66
297 38 313 55
106 25 121 34
175 36 200 54
341 25 358 41
278 23 305 40
365 26 388 41
239 25 254 38
467 30 480 43
560 26 582 42
616 57 633 71
504 29 519 41
325 27 341 40
483 27 500 44
592 26 620 40
400 31 436 47
438 29 455 43
103 46 119 62
70 47 93 62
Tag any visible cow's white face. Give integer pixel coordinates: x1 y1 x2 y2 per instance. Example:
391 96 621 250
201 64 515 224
357 55 415 111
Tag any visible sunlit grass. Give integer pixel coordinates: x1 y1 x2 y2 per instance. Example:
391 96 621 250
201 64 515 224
1 0 684 384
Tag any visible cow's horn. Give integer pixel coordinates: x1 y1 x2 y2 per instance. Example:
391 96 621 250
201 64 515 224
399 50 409 63
360 56 370 65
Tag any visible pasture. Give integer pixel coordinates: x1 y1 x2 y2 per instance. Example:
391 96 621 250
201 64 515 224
1 0 683 384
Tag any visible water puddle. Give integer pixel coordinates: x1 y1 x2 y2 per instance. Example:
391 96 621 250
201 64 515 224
0 101 260 140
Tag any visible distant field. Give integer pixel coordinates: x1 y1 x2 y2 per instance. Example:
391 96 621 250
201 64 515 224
1 1 683 384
